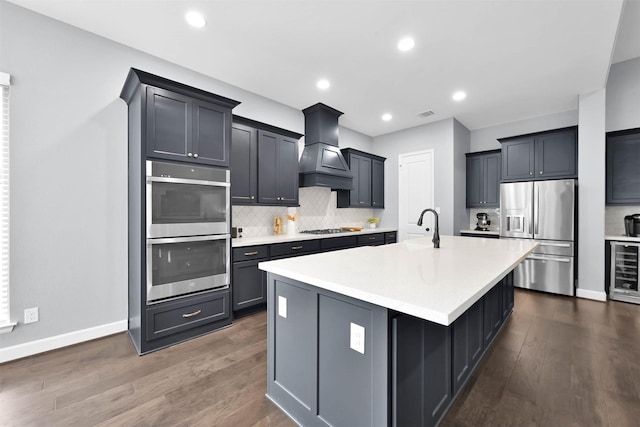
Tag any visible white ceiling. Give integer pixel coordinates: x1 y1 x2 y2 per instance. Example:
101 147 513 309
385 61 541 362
8 0 639 136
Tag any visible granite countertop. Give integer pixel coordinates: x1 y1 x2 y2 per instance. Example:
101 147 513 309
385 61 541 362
259 235 538 326
459 229 500 236
232 227 397 247
605 235 640 243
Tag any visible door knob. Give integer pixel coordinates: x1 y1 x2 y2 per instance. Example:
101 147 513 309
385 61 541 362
187 152 193 158
193 153 199 158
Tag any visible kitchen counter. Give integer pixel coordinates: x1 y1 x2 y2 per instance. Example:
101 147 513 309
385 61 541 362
605 234 640 243
262 235 539 427
260 235 538 325
232 227 396 247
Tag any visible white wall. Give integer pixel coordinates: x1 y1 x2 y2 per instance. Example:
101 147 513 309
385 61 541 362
470 110 579 152
577 89 607 299
606 57 640 132
0 1 305 350
339 126 374 153
372 119 456 235
453 119 471 234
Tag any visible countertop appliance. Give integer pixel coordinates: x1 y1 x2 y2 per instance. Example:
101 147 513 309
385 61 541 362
500 179 576 296
475 212 490 231
609 241 640 304
624 214 640 237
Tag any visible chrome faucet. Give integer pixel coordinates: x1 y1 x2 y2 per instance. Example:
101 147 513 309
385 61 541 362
417 208 440 248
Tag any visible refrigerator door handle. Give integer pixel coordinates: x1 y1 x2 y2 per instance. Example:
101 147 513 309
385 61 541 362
528 255 572 263
534 184 539 235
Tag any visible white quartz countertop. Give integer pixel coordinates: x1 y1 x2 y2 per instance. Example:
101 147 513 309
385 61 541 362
259 235 538 326
232 227 397 247
605 235 640 243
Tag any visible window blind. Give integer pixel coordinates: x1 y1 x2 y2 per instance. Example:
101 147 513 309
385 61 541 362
0 72 12 331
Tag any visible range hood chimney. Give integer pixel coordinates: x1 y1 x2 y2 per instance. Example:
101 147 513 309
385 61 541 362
299 103 353 190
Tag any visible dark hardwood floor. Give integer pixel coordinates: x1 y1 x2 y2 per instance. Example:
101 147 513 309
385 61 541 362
1 289 639 426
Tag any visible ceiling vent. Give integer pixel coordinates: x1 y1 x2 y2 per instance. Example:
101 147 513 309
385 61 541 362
418 110 435 118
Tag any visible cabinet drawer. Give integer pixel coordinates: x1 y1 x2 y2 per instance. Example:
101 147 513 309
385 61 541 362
321 236 358 251
270 239 320 257
385 232 397 244
232 245 269 261
146 291 230 341
357 233 385 246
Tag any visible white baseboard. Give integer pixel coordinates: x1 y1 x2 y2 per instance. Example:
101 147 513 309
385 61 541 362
576 288 607 302
0 320 127 363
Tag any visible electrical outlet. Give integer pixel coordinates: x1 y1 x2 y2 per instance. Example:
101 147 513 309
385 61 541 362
278 296 287 318
350 322 365 354
24 307 39 324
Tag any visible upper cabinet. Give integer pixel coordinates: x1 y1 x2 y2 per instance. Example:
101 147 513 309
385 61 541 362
500 126 577 182
466 150 501 208
121 68 240 167
337 148 386 208
606 128 640 205
230 117 303 207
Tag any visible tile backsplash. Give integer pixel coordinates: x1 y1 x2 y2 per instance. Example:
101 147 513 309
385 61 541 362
468 208 500 232
605 206 640 236
232 187 374 237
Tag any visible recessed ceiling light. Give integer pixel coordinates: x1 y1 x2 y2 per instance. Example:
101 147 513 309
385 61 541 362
317 79 330 90
185 11 206 28
452 91 467 101
397 37 415 52
382 113 392 121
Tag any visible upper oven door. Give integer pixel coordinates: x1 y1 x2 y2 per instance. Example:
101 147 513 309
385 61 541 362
146 161 230 238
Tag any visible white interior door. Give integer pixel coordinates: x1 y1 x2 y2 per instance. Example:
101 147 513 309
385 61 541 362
398 150 434 242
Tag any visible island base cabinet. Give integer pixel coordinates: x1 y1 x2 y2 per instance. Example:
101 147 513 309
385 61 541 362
267 274 389 427
452 299 484 395
392 315 452 427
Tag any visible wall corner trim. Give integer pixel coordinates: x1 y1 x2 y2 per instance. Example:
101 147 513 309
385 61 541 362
575 288 607 302
0 319 127 363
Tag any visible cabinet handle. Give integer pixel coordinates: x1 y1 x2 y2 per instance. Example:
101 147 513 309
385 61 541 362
182 309 202 318
539 171 543 175
251 196 255 200
529 172 533 175
292 246 303 250
373 202 376 205
359 201 364 204
193 153 199 159
244 251 259 256
369 237 376 240
187 152 193 158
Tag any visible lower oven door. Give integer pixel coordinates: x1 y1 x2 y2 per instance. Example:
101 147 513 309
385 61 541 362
514 254 575 296
146 234 230 304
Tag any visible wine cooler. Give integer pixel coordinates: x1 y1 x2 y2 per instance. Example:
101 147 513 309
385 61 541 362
609 242 640 304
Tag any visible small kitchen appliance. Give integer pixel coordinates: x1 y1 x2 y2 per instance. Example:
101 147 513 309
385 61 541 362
475 213 491 231
624 214 640 237
231 227 243 238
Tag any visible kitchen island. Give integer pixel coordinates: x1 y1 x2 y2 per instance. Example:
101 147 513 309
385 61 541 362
259 235 538 427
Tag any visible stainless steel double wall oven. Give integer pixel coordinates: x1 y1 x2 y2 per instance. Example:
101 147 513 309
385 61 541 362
145 160 231 304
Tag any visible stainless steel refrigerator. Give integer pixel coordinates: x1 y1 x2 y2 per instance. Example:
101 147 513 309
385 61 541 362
500 179 576 296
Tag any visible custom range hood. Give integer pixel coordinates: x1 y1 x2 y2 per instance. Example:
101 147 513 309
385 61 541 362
299 103 353 190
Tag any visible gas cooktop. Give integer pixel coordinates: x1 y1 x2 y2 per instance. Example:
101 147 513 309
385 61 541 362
300 228 347 235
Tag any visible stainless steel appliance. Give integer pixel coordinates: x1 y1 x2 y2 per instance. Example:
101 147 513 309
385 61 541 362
475 213 490 231
500 179 576 296
146 160 230 238
609 241 640 304
145 160 231 304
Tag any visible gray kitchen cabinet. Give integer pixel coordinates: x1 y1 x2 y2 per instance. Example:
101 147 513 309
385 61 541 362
384 231 397 244
320 235 358 251
231 117 303 207
357 233 385 246
337 148 386 208
231 246 269 312
452 298 484 395
606 128 640 205
466 149 501 208
502 272 514 319
500 127 577 182
145 83 237 167
483 280 504 346
230 123 258 204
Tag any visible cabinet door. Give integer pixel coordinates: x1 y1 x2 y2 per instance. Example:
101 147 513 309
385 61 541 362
277 136 300 205
501 137 535 182
257 130 280 204
347 154 362 206
466 155 483 207
232 259 266 311
534 129 577 179
192 99 230 167
231 123 257 204
452 299 484 394
146 86 191 161
483 284 503 347
502 273 514 319
357 156 372 207
371 158 385 208
483 153 501 207
606 131 640 205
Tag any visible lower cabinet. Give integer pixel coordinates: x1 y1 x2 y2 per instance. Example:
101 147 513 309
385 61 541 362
451 298 484 394
357 233 385 246
483 283 504 347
